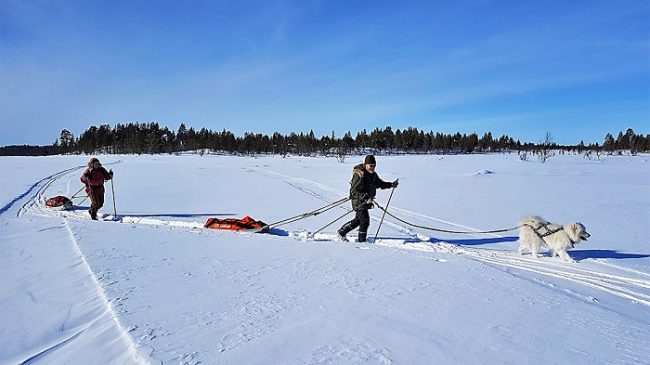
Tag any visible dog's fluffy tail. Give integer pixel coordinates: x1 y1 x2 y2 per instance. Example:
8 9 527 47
520 216 547 227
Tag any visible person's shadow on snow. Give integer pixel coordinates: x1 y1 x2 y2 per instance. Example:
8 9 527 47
121 213 237 218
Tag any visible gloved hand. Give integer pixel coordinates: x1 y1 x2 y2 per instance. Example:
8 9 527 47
364 198 374 209
109 169 114 176
391 180 399 188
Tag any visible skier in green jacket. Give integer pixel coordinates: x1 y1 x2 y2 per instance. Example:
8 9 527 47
337 155 398 242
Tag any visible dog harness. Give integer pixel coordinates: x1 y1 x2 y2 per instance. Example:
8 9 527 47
524 222 577 248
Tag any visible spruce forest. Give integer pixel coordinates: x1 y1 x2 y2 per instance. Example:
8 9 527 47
1 123 648 157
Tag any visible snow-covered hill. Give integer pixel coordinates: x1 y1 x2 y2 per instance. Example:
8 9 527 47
1 154 649 364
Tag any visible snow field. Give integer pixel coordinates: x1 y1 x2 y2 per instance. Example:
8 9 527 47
1 153 649 364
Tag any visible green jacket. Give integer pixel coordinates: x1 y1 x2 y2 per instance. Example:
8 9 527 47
349 164 392 211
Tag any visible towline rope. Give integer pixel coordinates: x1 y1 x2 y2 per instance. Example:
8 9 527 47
311 209 354 236
373 201 521 235
258 197 351 231
69 186 86 199
253 196 521 236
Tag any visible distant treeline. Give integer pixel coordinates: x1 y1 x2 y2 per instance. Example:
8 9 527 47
1 123 648 157
0 144 64 156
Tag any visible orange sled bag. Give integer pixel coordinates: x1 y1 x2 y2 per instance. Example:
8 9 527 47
204 216 268 232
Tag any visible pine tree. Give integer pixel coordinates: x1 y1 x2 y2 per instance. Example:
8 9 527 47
603 133 615 153
59 129 74 153
177 123 187 150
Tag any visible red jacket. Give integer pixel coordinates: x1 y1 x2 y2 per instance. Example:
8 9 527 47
81 167 112 187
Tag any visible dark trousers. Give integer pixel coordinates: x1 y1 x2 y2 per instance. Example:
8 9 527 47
338 209 370 242
86 186 105 219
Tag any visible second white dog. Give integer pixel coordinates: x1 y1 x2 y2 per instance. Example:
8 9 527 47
518 216 590 263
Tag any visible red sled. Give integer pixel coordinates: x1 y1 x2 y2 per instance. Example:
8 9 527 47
46 195 73 210
204 216 268 232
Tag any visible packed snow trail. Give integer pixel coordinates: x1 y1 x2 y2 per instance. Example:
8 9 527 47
0 165 81 217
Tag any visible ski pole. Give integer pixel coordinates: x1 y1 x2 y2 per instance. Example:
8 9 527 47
110 176 117 217
373 179 397 243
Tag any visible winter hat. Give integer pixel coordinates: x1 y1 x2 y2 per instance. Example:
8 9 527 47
364 155 376 165
88 157 100 168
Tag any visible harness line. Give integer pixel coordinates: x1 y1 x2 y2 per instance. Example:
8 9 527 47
312 209 354 236
249 196 564 240
256 197 351 232
69 186 86 199
373 201 521 235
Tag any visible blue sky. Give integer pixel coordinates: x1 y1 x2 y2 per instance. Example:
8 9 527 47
1 0 648 146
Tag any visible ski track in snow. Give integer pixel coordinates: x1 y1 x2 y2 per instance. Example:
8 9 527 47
4 163 148 365
18 161 650 343
59 220 147 364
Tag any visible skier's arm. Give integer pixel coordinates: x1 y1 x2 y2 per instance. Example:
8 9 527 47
375 174 393 189
101 167 113 180
80 169 90 184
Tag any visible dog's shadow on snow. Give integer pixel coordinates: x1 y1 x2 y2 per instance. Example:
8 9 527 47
570 250 650 261
434 238 650 261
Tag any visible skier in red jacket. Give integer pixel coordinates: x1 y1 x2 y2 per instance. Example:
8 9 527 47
80 157 113 220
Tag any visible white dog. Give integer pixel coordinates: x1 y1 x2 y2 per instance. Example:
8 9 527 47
518 216 590 263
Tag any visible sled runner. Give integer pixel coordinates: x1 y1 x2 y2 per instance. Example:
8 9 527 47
204 216 268 232
45 195 73 210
